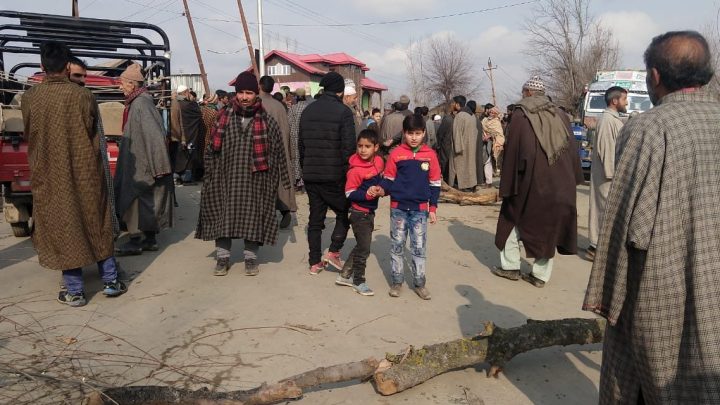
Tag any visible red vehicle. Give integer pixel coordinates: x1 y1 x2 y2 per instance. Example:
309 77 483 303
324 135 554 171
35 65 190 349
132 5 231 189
0 10 171 236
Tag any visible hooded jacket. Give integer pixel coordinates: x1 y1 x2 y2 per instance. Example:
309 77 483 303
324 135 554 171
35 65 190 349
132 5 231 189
345 154 384 213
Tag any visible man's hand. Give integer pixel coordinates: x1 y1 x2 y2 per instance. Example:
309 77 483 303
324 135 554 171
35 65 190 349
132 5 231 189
429 212 437 224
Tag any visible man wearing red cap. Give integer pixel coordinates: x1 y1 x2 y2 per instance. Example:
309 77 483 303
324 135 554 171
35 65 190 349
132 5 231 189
196 71 290 276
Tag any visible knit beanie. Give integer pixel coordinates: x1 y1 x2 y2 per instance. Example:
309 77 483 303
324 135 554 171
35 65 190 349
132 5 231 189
120 63 144 82
320 71 344 93
234 71 259 93
523 76 545 92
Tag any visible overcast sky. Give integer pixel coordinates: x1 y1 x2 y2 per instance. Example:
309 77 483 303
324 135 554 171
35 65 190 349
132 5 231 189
0 0 716 107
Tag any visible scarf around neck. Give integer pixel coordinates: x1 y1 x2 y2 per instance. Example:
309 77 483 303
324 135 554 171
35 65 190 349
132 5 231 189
210 97 269 172
516 94 570 165
122 87 148 130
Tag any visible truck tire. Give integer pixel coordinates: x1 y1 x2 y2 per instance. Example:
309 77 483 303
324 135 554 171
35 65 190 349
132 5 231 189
11 221 30 237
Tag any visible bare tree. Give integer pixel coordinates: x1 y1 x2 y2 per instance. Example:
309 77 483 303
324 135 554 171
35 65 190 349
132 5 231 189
524 0 619 111
405 34 480 109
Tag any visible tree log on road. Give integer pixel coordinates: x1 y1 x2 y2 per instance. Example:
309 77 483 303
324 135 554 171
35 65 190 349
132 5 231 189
374 318 606 396
84 319 604 404
440 181 498 205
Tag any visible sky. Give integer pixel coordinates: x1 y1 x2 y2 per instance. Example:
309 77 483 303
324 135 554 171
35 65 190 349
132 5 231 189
0 0 717 108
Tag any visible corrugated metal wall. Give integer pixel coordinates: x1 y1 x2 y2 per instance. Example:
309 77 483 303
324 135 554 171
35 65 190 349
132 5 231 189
170 74 205 100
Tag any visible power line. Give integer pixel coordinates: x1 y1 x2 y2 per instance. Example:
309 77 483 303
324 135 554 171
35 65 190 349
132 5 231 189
186 0 536 28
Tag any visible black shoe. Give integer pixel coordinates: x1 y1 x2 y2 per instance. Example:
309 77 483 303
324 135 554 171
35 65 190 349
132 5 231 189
279 211 292 229
57 291 87 307
491 266 520 281
103 279 128 297
245 258 259 276
214 257 230 276
141 239 159 252
521 273 546 288
115 238 143 256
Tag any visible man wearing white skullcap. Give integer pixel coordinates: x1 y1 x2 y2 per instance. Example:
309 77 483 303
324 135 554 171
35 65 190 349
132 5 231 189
343 84 361 134
491 75 583 288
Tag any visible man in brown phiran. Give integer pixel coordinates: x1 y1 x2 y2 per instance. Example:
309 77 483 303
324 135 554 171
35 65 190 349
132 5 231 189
114 62 174 256
584 31 720 404
196 71 290 277
22 41 126 307
491 76 582 288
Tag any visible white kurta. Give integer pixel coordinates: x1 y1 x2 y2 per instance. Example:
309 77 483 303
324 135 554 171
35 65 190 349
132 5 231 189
588 108 624 247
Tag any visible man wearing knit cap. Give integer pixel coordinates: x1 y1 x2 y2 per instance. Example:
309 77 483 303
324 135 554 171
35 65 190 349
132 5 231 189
343 85 363 135
491 75 582 288
114 62 174 257
196 71 290 276
299 71 356 274
379 94 413 149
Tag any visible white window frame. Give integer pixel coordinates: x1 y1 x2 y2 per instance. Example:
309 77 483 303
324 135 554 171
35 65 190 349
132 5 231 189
267 64 293 76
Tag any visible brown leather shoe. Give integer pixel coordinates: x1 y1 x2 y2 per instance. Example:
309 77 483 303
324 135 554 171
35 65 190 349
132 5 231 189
521 273 546 288
389 284 402 297
491 266 520 281
415 286 432 300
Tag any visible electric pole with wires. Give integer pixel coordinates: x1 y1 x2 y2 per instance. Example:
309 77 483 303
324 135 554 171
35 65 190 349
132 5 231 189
484 57 498 106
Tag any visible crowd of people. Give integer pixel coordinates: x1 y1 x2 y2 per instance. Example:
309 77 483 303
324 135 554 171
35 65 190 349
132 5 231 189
17 29 720 404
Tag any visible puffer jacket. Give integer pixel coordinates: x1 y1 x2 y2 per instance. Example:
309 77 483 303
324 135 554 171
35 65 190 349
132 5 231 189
298 93 356 182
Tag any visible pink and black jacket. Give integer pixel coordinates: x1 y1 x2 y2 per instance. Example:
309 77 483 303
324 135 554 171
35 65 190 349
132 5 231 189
345 154 385 213
379 143 441 213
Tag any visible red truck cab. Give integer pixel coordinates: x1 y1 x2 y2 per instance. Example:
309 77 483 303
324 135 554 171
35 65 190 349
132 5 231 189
0 10 172 237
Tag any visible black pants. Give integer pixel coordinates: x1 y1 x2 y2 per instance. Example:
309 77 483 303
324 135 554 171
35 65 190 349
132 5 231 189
344 209 374 285
305 181 350 266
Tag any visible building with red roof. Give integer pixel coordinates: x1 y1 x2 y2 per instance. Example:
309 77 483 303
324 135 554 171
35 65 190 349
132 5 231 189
239 50 387 111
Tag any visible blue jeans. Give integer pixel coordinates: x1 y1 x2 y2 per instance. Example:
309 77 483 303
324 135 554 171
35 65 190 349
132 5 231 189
62 257 119 294
390 208 428 287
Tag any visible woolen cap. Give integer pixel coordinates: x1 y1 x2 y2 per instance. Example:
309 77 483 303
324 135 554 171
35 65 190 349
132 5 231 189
120 63 144 82
234 71 259 93
523 76 545 92
320 71 344 93
295 88 306 97
344 86 357 96
399 94 410 104
176 84 188 93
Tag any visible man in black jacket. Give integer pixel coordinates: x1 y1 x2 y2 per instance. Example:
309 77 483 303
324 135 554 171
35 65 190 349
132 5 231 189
299 72 356 274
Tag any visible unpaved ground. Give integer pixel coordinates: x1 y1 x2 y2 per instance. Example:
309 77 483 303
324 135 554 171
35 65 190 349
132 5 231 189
0 183 600 404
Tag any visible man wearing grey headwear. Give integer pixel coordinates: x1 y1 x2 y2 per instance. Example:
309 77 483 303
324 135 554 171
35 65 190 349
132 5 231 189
491 76 582 287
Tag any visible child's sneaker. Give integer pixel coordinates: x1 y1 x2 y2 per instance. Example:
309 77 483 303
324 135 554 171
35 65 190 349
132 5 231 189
309 262 325 275
335 274 353 287
353 283 374 296
389 283 402 297
57 291 87 307
415 286 432 300
323 251 344 271
103 280 127 297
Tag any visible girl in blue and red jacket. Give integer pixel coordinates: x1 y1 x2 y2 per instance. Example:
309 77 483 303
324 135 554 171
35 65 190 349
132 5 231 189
378 114 441 300
335 129 384 296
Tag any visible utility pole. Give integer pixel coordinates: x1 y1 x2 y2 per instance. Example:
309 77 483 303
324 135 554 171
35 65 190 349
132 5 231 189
72 0 79 17
236 0 258 77
484 57 498 106
181 0 210 94
257 0 265 76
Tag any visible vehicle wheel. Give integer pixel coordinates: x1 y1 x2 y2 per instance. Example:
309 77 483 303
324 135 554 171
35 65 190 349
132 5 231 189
11 221 30 237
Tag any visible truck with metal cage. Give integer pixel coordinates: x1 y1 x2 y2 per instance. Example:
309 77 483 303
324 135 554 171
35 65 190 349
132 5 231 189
0 10 171 236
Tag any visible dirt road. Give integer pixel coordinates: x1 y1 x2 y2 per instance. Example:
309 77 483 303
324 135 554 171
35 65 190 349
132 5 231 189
0 183 600 404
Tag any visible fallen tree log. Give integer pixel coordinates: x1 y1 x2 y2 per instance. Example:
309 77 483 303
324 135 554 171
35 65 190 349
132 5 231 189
374 318 606 396
440 181 498 205
84 318 604 404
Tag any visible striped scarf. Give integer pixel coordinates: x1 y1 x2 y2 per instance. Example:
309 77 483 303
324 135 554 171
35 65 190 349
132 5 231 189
211 97 269 172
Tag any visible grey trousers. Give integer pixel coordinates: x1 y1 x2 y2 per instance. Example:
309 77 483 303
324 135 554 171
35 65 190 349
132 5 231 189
215 238 260 260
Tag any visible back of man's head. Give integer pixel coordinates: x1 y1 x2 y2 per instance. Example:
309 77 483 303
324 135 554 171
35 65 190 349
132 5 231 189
40 41 70 74
604 86 627 107
644 30 714 92
453 96 467 108
466 100 477 113
259 75 275 94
